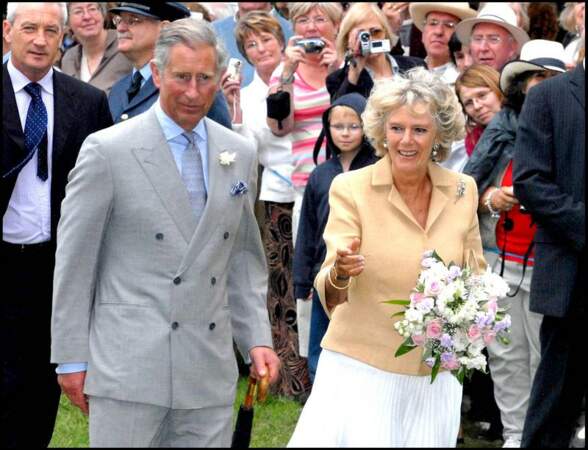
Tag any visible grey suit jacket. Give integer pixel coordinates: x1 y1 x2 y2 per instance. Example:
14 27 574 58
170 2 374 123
51 107 272 409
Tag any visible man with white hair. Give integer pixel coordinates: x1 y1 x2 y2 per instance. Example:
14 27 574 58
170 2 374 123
1 2 112 447
51 17 280 447
456 3 529 71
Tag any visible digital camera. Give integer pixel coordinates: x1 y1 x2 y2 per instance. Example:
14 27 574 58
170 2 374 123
296 38 326 53
357 31 391 56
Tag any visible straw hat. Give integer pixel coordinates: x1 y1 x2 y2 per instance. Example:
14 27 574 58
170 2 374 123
455 3 530 47
500 39 567 93
409 2 477 31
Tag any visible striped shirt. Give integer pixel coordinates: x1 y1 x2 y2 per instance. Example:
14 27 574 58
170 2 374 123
270 63 330 190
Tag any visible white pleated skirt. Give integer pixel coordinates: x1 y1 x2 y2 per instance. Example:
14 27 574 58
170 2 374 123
288 349 463 448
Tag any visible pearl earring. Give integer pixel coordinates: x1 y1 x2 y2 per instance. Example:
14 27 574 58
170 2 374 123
431 144 440 161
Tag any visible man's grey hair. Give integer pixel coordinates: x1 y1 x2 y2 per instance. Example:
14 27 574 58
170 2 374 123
153 18 228 79
7 2 68 29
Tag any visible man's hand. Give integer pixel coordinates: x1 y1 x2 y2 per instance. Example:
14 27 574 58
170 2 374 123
58 371 89 415
248 346 281 385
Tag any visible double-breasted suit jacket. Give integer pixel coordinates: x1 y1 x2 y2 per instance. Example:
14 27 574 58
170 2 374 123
51 107 272 409
314 155 485 376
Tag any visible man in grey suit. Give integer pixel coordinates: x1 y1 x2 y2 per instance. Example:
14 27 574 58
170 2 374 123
51 18 280 447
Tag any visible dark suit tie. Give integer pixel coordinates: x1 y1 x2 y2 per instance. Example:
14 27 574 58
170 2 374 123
126 71 143 103
24 82 48 181
181 132 207 224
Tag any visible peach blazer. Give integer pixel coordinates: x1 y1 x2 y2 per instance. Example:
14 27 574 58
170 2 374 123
315 154 486 376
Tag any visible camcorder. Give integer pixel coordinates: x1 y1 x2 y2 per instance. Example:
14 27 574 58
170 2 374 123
357 31 391 56
295 38 326 53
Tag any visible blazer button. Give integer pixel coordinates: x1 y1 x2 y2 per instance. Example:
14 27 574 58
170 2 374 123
171 322 179 330
155 233 164 240
223 232 229 239
209 322 216 330
120 113 129 121
211 277 216 285
173 277 182 285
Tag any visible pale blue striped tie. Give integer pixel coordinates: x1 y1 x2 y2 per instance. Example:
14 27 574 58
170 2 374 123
181 132 206 223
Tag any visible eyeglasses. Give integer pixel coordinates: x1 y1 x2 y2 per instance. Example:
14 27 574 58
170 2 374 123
70 5 102 17
470 35 510 46
359 27 385 38
423 18 457 30
112 14 151 28
294 16 330 27
330 123 362 132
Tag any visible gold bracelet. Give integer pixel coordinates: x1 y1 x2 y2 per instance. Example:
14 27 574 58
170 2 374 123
328 266 352 290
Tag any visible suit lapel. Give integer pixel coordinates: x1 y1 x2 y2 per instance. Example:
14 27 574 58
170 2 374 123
127 77 158 111
569 64 585 110
2 64 27 178
132 109 196 243
52 71 77 169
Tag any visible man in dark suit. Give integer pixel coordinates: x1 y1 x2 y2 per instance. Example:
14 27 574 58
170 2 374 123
513 60 585 448
107 1 232 128
1 3 113 447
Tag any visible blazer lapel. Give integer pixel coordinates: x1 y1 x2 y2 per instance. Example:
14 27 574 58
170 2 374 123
569 64 585 110
127 77 158 111
372 156 453 232
52 71 77 168
132 109 196 243
2 64 27 178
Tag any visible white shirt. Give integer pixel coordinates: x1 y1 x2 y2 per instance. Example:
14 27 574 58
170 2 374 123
233 71 295 203
428 61 460 87
3 60 54 244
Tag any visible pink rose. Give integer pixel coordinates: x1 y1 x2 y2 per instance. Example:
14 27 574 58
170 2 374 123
426 320 443 339
441 351 460 370
467 325 482 342
412 333 426 346
483 330 496 345
410 292 425 305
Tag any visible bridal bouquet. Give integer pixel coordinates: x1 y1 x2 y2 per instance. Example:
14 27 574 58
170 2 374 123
385 250 511 384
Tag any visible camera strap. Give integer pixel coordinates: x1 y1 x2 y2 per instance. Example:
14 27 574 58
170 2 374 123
498 212 535 298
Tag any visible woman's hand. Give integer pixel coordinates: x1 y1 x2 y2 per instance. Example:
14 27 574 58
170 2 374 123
346 28 369 84
283 35 306 78
220 72 242 123
319 37 339 73
486 186 519 212
335 237 365 278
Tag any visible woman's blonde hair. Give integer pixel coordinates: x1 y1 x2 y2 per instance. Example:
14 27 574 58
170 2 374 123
362 67 465 160
559 2 581 33
335 2 398 60
288 2 343 28
234 11 285 64
455 64 504 115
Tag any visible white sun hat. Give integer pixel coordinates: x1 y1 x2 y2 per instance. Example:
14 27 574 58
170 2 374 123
455 3 530 47
409 2 477 31
499 39 567 93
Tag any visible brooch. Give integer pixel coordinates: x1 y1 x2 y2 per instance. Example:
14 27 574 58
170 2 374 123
219 151 236 166
230 181 248 196
455 179 466 203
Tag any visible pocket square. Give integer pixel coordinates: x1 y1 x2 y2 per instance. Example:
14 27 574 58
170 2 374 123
230 181 248 196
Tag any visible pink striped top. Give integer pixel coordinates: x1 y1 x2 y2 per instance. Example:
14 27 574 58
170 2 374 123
270 63 329 190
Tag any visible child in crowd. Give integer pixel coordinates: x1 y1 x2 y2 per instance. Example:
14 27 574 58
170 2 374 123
293 93 378 381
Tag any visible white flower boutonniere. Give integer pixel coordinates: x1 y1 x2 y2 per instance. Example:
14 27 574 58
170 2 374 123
219 151 236 166
455 179 466 203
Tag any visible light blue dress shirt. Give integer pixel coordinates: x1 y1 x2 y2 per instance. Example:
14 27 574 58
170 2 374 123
56 102 210 375
3 50 11 64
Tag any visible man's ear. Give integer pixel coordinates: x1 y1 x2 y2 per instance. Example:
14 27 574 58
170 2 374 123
151 60 161 89
3 19 13 45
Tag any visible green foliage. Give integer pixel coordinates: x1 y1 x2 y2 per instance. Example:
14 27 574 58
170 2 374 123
394 337 416 357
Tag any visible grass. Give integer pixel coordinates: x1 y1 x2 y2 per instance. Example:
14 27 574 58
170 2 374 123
50 377 501 447
49 377 302 448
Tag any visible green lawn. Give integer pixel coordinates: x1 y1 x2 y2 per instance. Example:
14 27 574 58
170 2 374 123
49 377 303 448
